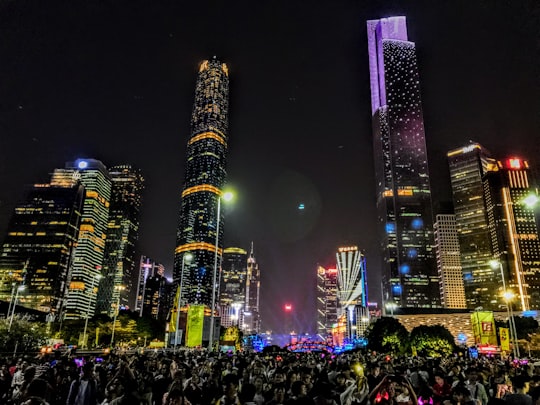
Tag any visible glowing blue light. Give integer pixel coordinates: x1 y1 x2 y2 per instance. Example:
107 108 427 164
392 285 402 295
407 248 417 259
298 203 305 210
458 333 467 344
411 218 423 230
78 160 88 169
464 272 473 281
523 310 538 318
385 223 395 233
399 264 410 274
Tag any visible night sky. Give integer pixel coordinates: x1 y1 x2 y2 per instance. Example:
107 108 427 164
0 0 539 334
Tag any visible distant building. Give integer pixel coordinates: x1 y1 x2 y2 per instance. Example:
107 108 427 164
244 243 261 333
484 158 540 311
219 247 247 328
64 159 111 320
97 165 144 316
434 214 466 308
142 273 167 320
134 256 165 316
0 169 84 314
316 265 338 341
367 17 438 308
173 57 230 310
448 142 498 310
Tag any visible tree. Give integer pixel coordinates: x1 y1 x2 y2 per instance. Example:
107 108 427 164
513 316 539 339
409 324 455 357
0 315 47 353
366 317 409 354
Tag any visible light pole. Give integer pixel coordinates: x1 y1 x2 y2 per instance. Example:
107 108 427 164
209 191 234 351
111 285 125 347
174 252 193 352
8 285 25 332
6 282 16 318
82 274 102 349
490 260 520 358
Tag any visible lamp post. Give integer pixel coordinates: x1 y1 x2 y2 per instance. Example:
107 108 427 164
174 252 193 353
82 274 102 349
209 191 234 351
6 282 16 318
111 285 125 347
490 260 520 358
8 285 25 332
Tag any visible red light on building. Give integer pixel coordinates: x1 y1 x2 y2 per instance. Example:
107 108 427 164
284 304 292 312
327 268 337 274
507 158 522 169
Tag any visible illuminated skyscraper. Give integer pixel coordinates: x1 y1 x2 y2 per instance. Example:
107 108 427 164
174 57 230 308
316 265 338 341
244 243 261 333
0 169 84 313
447 142 497 309
135 256 165 315
64 159 111 319
97 165 144 316
367 17 439 308
484 158 540 311
219 247 247 328
434 214 466 309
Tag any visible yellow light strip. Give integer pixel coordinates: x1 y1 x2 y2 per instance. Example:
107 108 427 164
181 184 221 198
188 132 226 146
175 242 222 255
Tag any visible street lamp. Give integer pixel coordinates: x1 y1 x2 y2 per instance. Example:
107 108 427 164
209 190 234 351
174 252 193 352
490 259 520 358
82 274 102 349
8 285 25 332
111 285 125 347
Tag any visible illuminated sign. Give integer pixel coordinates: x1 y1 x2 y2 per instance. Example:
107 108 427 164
338 246 358 252
508 159 521 169
327 268 337 274
77 160 88 169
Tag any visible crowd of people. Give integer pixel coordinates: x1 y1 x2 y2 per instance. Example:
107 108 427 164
1 347 539 405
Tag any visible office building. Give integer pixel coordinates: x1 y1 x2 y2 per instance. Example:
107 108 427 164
64 159 111 319
0 169 84 314
219 247 247 328
97 165 144 316
447 142 498 309
484 158 540 311
244 243 261 333
316 265 338 341
434 214 466 308
173 57 230 309
367 17 439 308
135 256 164 315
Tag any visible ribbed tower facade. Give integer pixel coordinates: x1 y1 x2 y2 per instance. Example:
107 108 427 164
448 142 497 309
244 243 261 333
64 159 111 319
484 158 540 311
97 165 144 316
367 17 439 308
174 58 230 308
0 169 84 314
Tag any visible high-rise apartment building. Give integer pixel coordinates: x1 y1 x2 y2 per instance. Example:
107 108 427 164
316 265 338 341
484 158 540 311
97 165 144 316
0 169 84 314
174 57 230 309
367 17 439 308
219 247 247 328
447 142 497 309
434 214 466 308
64 159 111 319
244 244 261 333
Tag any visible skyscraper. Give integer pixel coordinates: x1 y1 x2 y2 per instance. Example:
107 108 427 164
367 17 439 308
219 247 247 328
97 165 144 316
135 256 165 315
64 159 111 319
244 243 261 333
0 169 84 314
434 214 466 309
174 58 230 309
316 265 338 341
484 158 540 311
447 142 497 309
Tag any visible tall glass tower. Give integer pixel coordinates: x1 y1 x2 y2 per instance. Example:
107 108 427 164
367 17 439 308
174 57 230 308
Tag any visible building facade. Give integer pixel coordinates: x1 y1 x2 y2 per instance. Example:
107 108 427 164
316 265 338 341
448 142 498 310
97 165 144 316
434 214 466 308
173 58 230 309
219 247 247 328
64 159 111 319
367 17 439 308
244 244 261 333
0 169 84 314
484 158 540 311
